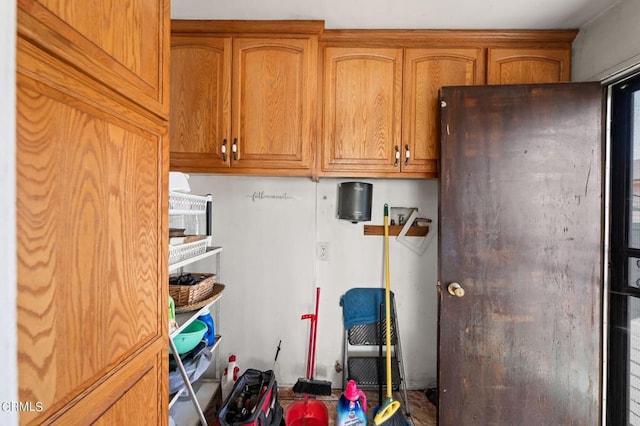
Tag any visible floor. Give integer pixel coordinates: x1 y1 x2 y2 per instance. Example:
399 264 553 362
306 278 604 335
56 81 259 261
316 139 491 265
278 388 437 426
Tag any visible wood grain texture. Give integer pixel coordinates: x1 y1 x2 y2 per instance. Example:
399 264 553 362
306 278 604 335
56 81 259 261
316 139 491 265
320 29 577 47
93 351 165 426
402 48 484 175
18 0 170 118
438 83 602 425
487 48 571 84
167 22 575 178
169 36 232 170
232 37 316 171
47 342 167 425
322 47 403 173
170 31 317 174
17 47 166 424
319 31 572 178
171 19 325 36
363 225 429 237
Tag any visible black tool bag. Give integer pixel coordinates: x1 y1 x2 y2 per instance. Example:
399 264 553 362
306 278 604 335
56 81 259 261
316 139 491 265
217 369 283 426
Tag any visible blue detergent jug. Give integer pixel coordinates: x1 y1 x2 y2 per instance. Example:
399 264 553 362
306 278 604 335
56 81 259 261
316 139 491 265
337 380 367 426
197 312 216 346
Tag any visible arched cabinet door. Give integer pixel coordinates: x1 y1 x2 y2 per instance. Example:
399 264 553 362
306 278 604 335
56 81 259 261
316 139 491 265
321 46 483 178
402 48 484 175
487 48 571 84
322 47 403 175
170 36 232 172
169 32 317 176
231 37 316 174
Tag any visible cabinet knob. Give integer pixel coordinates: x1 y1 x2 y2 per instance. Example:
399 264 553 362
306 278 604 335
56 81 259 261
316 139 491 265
221 139 227 162
404 144 410 166
232 138 238 161
394 145 400 167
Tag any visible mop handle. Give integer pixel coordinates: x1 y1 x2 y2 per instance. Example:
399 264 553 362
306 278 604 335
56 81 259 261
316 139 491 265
384 204 393 398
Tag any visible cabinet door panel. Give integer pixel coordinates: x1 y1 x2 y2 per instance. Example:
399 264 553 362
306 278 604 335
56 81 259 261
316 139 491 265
17 64 165 423
93 352 165 426
18 0 169 117
170 36 232 171
232 38 316 172
487 48 571 84
322 47 403 173
48 344 167 425
403 48 484 175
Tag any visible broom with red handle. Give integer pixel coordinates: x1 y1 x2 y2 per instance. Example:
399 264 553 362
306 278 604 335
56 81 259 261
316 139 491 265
292 287 332 396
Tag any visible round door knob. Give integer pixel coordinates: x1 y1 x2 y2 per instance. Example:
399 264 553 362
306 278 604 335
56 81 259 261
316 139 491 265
447 282 465 297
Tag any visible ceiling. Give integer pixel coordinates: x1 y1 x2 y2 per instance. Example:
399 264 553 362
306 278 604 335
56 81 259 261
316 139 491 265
171 0 620 30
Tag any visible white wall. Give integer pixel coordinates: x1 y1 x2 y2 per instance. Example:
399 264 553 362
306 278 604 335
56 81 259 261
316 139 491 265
187 175 438 389
572 0 640 81
171 0 614 30
1 0 18 424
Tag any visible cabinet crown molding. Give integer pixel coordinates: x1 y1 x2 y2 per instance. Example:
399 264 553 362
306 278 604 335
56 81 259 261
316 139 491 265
171 20 325 35
320 29 578 47
170 20 577 48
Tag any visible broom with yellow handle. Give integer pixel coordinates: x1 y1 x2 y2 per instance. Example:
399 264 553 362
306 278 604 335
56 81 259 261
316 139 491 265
374 204 408 426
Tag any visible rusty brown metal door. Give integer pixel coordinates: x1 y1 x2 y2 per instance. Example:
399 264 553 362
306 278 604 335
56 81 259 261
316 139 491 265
438 83 603 425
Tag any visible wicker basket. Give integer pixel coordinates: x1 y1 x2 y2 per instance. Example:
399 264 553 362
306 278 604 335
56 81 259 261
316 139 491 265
169 273 216 306
175 283 225 313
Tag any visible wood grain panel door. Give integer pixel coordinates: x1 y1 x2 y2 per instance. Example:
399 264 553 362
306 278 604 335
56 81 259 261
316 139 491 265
487 48 571 84
18 0 170 117
402 48 484 176
170 36 232 172
231 37 316 172
17 39 167 424
322 47 403 173
438 83 602 425
48 345 166 425
92 351 166 426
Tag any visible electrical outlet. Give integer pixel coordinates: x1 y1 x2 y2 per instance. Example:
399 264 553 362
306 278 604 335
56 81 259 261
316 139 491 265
317 242 329 261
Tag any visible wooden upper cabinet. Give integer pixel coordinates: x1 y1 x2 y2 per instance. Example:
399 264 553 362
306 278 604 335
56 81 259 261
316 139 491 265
321 46 482 177
169 29 318 175
167 25 575 178
170 37 232 171
402 48 484 175
231 37 316 173
322 47 403 174
18 0 170 118
487 48 571 84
